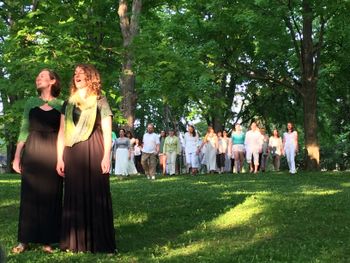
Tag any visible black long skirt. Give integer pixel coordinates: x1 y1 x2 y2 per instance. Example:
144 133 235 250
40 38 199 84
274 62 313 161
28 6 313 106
18 107 63 244
60 126 116 253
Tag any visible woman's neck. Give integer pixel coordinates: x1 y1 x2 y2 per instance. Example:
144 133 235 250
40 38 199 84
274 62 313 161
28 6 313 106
40 89 54 102
77 88 88 99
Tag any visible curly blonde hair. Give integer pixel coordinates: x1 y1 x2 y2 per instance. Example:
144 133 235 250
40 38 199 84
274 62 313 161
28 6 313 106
70 64 101 96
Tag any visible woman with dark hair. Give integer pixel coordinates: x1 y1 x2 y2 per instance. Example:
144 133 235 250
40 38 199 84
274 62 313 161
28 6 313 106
126 130 138 175
283 122 298 174
12 69 63 254
216 131 227 174
231 123 245 173
56 64 116 253
184 125 200 175
114 128 130 176
269 129 283 171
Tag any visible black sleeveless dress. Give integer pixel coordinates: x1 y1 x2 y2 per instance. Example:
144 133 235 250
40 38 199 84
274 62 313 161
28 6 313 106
60 98 116 253
18 107 63 244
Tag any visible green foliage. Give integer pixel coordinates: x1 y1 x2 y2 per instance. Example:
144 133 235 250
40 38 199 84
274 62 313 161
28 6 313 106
0 0 124 147
0 0 350 169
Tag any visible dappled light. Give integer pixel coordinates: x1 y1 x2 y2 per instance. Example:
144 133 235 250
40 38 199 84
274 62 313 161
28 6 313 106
1 172 350 262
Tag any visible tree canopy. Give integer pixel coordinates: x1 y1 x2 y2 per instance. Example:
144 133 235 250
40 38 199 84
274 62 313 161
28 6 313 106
0 0 349 171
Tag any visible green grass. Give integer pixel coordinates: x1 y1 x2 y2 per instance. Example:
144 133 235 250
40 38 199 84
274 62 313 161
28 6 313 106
1 172 350 263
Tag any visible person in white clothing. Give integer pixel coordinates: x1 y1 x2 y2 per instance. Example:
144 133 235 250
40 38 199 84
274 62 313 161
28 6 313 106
217 131 228 174
269 129 283 171
223 130 232 172
283 122 298 174
114 129 131 176
184 125 200 175
199 126 218 173
244 122 262 173
126 131 138 175
141 123 160 179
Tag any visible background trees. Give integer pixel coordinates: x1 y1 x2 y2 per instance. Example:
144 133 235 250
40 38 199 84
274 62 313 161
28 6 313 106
0 0 349 171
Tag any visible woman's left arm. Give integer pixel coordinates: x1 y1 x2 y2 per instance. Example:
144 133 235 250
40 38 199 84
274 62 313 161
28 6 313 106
101 116 112 174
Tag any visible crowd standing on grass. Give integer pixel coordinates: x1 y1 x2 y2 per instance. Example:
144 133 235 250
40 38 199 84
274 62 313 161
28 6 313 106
11 64 300 257
110 121 299 179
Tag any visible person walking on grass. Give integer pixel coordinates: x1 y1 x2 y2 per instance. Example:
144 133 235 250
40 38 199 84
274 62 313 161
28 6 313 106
163 128 181 176
141 123 160 180
114 128 131 176
199 126 218 174
231 123 245 173
244 122 262 173
184 125 200 175
158 130 167 175
12 69 63 254
269 129 283 171
283 122 298 174
216 131 227 174
259 128 269 172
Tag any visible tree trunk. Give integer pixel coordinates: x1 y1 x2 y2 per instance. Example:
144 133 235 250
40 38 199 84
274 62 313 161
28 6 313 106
118 0 142 131
303 87 319 170
120 54 137 130
301 0 320 170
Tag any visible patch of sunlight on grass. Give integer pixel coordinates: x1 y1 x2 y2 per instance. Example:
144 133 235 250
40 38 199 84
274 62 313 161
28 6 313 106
301 189 342 196
0 200 19 207
161 242 206 259
193 181 210 185
116 212 148 225
340 182 350 188
0 179 20 184
210 195 264 230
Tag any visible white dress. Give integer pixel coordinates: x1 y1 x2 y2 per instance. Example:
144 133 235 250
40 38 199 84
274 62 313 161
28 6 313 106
115 137 130 176
283 131 298 173
205 135 217 171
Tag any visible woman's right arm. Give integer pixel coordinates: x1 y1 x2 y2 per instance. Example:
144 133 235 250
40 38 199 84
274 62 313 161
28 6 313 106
12 142 25 174
56 114 65 177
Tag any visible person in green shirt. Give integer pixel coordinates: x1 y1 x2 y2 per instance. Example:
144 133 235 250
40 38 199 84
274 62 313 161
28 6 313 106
163 128 181 175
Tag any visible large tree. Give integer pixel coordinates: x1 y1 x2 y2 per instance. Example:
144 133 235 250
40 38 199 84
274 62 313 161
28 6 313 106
118 0 142 131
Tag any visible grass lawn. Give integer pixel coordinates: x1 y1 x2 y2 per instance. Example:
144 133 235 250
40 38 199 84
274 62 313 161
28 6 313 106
1 172 350 263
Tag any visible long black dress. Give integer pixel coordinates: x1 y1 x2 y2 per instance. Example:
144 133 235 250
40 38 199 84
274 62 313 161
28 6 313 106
60 98 116 253
18 107 63 244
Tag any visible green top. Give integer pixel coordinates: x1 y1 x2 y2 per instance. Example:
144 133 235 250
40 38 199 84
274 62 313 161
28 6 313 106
231 132 245 145
18 97 63 143
163 136 181 154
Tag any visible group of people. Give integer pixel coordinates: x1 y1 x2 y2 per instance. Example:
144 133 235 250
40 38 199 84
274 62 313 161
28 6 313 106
111 121 298 179
12 65 299 256
186 121 298 175
12 65 116 254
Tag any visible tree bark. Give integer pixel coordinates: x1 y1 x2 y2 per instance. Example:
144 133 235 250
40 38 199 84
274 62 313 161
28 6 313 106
118 0 142 131
301 0 320 170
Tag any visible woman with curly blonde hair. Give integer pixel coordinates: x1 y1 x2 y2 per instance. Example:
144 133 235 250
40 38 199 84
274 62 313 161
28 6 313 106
56 64 116 253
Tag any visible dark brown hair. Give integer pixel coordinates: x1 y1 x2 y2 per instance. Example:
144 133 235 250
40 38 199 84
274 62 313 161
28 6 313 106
37 69 61 97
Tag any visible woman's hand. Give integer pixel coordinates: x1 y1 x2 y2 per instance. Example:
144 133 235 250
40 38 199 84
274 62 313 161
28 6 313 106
56 159 65 177
101 156 110 174
12 157 21 174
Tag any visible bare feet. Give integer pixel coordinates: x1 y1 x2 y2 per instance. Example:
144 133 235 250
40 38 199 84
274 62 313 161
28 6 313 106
12 243 27 254
42 245 53 253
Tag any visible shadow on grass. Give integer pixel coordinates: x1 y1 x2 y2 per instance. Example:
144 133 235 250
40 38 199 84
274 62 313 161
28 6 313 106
113 175 251 253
